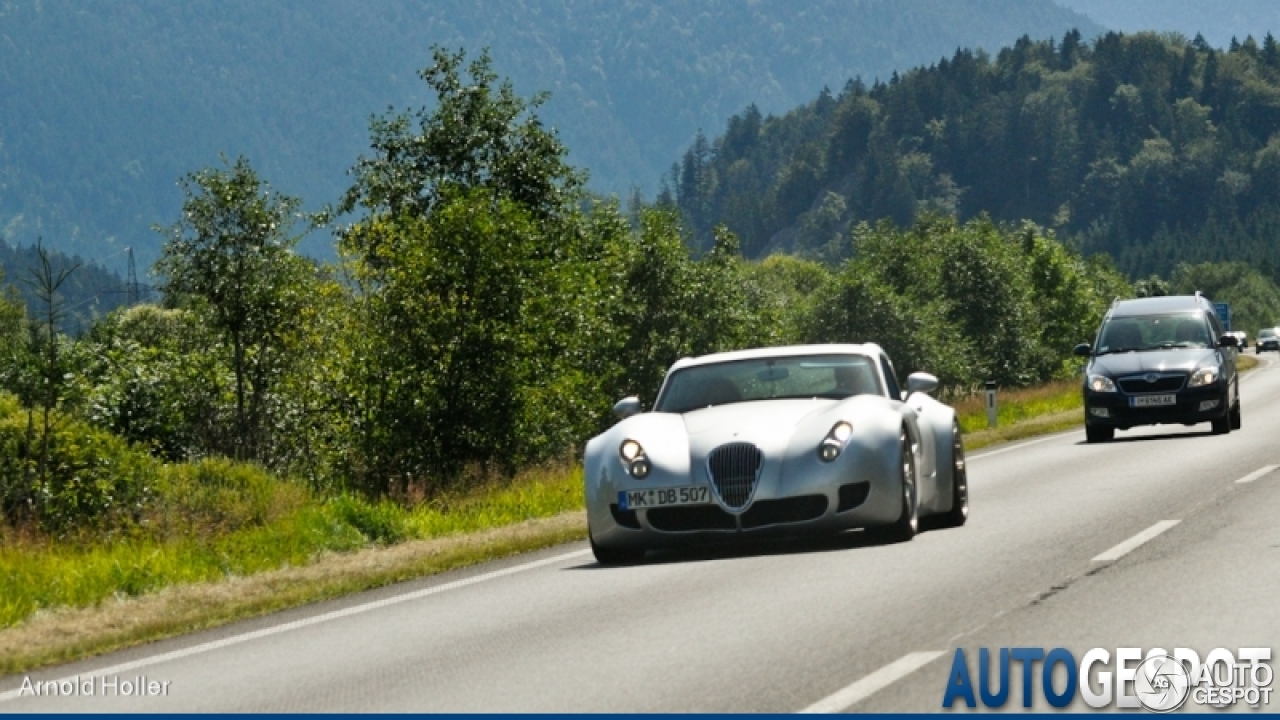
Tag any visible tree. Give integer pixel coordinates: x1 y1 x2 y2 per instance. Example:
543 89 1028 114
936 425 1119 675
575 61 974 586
338 46 602 490
340 45 583 229
155 156 312 462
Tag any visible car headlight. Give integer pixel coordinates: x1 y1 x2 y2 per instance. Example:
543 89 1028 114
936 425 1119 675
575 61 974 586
1087 374 1116 393
618 440 650 478
1188 366 1220 387
818 421 853 462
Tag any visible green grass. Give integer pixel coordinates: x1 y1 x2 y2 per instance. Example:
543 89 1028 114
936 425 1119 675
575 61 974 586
953 379 1083 436
0 465 584 630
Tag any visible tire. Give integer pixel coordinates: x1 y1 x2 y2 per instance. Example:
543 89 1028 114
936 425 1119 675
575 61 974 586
876 432 918 543
1085 424 1114 443
1230 400 1242 430
590 532 645 565
937 420 969 528
1211 412 1230 435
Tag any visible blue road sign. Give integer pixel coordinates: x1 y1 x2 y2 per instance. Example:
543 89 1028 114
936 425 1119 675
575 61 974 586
1213 302 1231 331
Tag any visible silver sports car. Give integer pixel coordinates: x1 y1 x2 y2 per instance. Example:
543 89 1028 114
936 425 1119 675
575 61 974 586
584 344 968 564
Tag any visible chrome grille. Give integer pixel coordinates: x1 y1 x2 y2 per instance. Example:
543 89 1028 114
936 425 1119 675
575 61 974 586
1118 373 1186 394
707 442 762 510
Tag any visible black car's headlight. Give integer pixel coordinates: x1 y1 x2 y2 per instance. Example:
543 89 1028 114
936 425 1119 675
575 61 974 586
619 439 650 478
1087 374 1116 393
818 421 853 462
1188 366 1220 388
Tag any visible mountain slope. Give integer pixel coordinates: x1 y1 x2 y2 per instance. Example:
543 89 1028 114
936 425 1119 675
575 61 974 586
0 0 1101 271
668 30 1280 278
1056 0 1280 49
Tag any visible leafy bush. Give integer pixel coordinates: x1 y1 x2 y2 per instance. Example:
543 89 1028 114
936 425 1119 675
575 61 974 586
149 458 301 537
0 395 159 534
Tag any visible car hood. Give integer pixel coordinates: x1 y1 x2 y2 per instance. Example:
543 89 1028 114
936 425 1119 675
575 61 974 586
1089 348 1219 376
680 398 855 458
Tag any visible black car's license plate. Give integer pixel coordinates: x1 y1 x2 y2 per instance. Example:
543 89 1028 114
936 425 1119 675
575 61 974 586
1130 394 1176 407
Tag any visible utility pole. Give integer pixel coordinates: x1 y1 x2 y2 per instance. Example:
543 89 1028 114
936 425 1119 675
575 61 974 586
127 247 139 305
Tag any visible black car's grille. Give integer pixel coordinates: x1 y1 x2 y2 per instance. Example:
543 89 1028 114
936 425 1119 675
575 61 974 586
707 442 762 510
1118 374 1186 394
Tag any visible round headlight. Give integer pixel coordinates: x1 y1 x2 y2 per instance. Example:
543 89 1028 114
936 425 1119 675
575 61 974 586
629 458 651 478
830 421 853 443
819 443 841 462
619 439 643 461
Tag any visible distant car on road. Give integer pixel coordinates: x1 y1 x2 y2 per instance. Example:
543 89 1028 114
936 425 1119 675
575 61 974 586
1228 330 1248 349
1257 327 1280 353
1074 294 1240 442
583 344 968 564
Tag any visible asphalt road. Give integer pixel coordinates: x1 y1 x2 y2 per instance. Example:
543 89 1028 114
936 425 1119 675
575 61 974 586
4 353 1279 713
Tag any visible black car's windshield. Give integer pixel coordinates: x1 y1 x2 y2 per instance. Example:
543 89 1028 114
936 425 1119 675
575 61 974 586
1095 312 1212 354
1261 329 1277 339
655 354 882 413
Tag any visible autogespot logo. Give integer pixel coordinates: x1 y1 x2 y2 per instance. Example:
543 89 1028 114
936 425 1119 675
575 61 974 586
1133 654 1190 712
942 647 1273 711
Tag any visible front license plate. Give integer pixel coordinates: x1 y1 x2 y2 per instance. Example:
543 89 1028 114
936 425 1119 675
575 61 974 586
618 485 712 510
1130 394 1176 407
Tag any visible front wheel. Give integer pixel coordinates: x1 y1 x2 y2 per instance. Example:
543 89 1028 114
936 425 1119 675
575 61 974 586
937 420 968 528
1085 424 1114 443
1230 400 1242 430
875 432 918 543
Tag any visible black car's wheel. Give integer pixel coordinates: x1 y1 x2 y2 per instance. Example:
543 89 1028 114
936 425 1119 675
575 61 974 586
590 531 645 565
877 432 919 542
1085 424 1114 443
937 420 968 528
1211 412 1231 435
1230 400 1242 430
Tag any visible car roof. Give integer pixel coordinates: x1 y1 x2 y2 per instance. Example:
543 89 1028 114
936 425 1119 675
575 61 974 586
1109 295 1210 318
667 343 884 372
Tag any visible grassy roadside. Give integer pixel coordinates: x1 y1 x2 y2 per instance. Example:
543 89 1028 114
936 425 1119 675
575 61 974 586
2 355 1263 675
0 511 587 675
0 465 587 674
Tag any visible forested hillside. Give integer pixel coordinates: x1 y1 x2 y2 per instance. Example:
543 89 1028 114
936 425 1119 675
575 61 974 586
1056 0 1280 49
0 0 1101 271
0 242 133 333
668 31 1280 279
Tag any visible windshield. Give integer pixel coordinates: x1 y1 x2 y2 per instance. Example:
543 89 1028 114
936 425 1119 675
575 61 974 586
654 354 882 413
1261 329 1277 339
1095 312 1212 354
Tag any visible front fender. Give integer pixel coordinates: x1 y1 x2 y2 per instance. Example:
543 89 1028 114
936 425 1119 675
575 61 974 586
905 392 958 514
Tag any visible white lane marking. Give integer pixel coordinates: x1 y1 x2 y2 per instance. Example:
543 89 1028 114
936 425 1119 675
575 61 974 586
968 433 1065 461
1235 465 1279 484
799 651 945 713
1091 520 1180 564
0 548 591 703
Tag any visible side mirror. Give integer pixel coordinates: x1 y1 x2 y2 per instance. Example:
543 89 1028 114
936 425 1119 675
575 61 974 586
1218 334 1239 348
1073 343 1092 357
905 372 938 396
612 396 642 420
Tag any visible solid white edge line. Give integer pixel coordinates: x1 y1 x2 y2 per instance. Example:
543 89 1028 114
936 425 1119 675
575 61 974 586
0 548 592 703
799 651 945 713
1091 520 1180 564
1235 464 1280 484
967 433 1065 461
